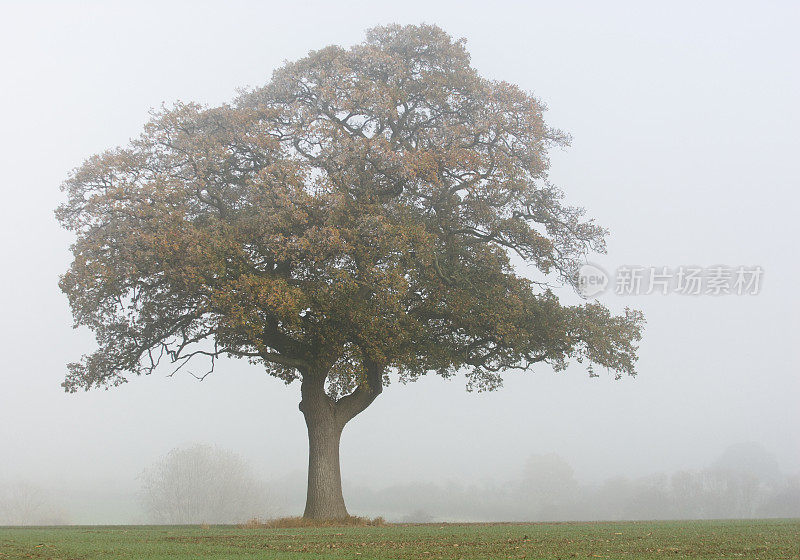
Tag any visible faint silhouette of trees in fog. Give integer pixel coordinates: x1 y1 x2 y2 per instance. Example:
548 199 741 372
2 442 797 524
0 481 70 525
140 444 270 524
345 443 800 522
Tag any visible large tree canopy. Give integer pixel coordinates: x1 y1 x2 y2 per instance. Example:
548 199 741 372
57 24 643 518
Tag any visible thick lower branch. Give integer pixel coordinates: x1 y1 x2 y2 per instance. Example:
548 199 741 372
333 361 383 424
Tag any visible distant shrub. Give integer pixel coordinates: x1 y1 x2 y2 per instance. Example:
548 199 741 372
141 444 270 524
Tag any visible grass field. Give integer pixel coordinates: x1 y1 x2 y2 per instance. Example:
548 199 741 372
1 519 798 559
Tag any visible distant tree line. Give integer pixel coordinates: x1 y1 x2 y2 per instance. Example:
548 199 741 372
344 444 800 521
1 442 796 524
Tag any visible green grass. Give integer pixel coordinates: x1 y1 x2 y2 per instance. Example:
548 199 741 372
1 519 798 559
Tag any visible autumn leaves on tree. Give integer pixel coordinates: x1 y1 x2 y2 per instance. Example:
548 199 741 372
57 24 644 519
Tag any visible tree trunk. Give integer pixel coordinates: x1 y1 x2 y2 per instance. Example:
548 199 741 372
299 363 383 520
302 410 348 519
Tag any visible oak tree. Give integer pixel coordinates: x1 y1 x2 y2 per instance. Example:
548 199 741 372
57 24 644 519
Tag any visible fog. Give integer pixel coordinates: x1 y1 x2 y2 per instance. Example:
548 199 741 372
1 1 798 524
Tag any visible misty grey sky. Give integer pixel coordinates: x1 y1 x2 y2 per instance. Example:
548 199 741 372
1 0 798 517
